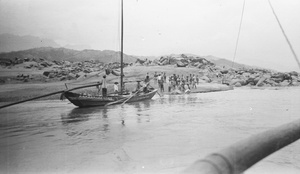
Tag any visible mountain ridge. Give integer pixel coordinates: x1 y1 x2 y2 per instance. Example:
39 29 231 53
0 47 138 63
0 34 266 69
0 33 60 53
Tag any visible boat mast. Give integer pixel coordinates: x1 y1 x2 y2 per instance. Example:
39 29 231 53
120 0 124 94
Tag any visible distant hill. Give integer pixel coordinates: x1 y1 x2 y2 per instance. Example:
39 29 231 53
0 47 138 63
64 44 92 51
0 34 60 53
203 55 253 69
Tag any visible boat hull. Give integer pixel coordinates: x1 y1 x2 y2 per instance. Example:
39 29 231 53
64 89 157 107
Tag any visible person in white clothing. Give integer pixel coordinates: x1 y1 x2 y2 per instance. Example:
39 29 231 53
114 82 119 94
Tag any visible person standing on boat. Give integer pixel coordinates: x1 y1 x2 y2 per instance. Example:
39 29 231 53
114 82 119 94
135 81 142 92
101 75 107 97
144 73 150 83
142 82 150 93
97 81 101 95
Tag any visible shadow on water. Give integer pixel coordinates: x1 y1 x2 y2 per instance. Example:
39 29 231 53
60 107 113 140
61 106 109 125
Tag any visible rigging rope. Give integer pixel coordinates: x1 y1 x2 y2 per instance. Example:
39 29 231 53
231 0 246 68
267 0 300 70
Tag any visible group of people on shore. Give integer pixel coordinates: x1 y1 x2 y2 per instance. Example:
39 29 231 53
152 72 200 93
97 72 201 97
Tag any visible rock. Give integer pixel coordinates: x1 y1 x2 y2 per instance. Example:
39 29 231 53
43 71 51 77
134 62 143 66
230 79 246 86
201 75 211 82
0 59 12 66
289 71 298 77
220 70 229 74
160 59 169 65
60 76 67 81
40 61 52 67
53 60 63 65
256 76 267 86
291 81 299 86
264 79 278 86
176 61 188 67
111 69 121 76
64 61 71 67
254 76 261 84
23 61 38 69
0 79 5 84
48 73 56 78
83 69 91 73
280 80 290 86
235 82 242 87
135 58 146 65
272 77 283 83
291 75 298 81
67 73 77 80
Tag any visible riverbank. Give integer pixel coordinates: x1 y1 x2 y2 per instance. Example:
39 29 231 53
0 65 234 103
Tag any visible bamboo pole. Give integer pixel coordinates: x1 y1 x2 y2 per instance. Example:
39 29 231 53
0 83 99 109
105 97 127 106
121 90 140 105
183 119 300 174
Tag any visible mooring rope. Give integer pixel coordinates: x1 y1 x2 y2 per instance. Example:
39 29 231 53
231 0 246 68
267 0 300 70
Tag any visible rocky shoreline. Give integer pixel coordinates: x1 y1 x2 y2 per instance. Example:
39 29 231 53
1 54 299 87
0 54 299 103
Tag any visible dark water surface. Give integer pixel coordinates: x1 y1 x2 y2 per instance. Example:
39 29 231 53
1 87 300 173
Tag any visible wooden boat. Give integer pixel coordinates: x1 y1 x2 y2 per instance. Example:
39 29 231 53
63 0 158 107
64 89 157 107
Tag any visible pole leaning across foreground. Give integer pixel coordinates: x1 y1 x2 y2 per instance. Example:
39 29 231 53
183 119 300 174
0 83 99 109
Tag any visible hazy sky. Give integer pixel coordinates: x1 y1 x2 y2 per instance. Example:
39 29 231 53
0 0 300 72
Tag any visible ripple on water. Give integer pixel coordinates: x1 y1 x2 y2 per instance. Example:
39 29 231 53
0 88 300 173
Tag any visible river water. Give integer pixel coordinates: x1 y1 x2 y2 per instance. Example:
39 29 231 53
0 87 300 174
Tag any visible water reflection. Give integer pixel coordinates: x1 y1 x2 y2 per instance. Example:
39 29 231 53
129 99 152 110
186 96 198 102
101 108 109 132
129 100 153 123
164 94 198 104
61 106 112 125
120 106 126 126
61 108 91 124
60 107 112 141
